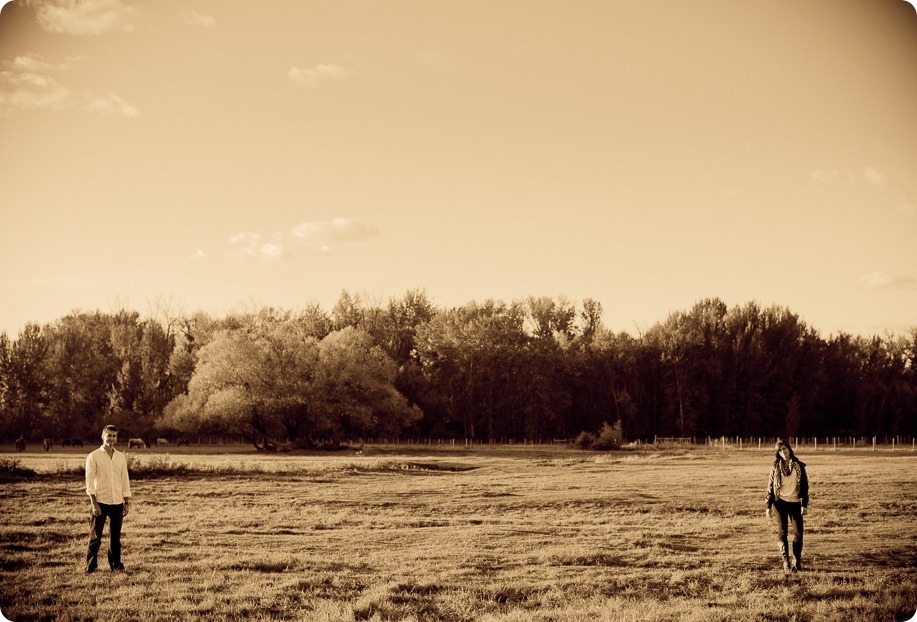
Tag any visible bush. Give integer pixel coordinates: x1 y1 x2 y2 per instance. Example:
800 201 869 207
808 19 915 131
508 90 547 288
573 419 624 451
574 421 624 451
125 454 192 478
573 431 598 450
592 420 624 450
0 458 36 481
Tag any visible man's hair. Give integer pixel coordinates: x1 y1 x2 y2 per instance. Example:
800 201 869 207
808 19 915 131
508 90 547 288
102 425 119 434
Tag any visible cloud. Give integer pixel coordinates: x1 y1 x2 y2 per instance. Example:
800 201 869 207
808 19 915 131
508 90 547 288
859 272 917 291
222 218 377 261
5 54 52 73
58 55 90 70
26 0 138 35
811 166 913 216
862 166 889 189
86 90 139 117
0 57 138 117
227 232 262 257
226 232 286 261
288 64 347 87
290 218 380 248
810 167 891 187
180 8 216 28
4 54 89 72
0 70 72 113
190 249 206 261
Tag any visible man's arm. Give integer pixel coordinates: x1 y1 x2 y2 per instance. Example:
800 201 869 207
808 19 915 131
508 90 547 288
120 453 132 517
85 454 101 517
120 453 132 499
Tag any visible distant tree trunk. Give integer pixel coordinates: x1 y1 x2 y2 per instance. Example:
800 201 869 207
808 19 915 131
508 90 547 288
785 393 802 438
675 366 686 437
467 358 476 439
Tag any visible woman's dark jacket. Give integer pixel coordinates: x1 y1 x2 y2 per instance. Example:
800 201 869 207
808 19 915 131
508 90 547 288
765 457 809 509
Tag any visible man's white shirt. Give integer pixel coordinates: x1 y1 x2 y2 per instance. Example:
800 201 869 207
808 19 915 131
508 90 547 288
85 446 132 504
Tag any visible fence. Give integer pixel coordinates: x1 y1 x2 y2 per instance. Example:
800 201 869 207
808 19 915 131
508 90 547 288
700 436 917 452
365 437 577 447
29 434 906 451
366 436 917 451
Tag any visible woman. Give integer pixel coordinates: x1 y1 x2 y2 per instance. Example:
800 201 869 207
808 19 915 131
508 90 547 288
765 438 809 573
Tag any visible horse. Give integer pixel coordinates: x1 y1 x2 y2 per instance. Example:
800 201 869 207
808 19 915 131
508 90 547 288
15 437 25 452
128 438 147 449
43 438 52 452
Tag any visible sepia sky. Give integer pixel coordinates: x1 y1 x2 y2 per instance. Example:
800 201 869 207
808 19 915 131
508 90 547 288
1 0 916 337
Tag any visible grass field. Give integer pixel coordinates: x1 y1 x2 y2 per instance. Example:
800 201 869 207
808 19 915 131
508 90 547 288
0 444 915 621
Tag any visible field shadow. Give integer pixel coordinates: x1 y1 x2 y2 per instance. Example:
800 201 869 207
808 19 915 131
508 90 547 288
551 552 629 567
225 559 294 573
850 548 917 569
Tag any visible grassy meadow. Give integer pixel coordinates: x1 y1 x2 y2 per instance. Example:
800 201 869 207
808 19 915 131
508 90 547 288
0 443 915 622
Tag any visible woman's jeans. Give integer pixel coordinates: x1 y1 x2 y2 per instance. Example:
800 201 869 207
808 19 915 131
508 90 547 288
771 498 804 563
86 502 124 571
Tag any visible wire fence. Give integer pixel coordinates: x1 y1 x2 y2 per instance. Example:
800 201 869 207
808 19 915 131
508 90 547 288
665 435 917 452
363 435 917 451
13 434 913 452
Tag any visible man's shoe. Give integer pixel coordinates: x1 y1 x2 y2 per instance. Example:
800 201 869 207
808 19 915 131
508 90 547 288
111 564 125 572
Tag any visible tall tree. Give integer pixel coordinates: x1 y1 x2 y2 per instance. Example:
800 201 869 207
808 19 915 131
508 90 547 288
311 327 421 442
44 313 117 438
0 324 50 439
164 323 419 449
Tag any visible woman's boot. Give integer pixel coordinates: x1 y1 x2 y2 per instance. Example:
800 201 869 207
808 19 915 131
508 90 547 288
779 541 791 574
791 541 803 572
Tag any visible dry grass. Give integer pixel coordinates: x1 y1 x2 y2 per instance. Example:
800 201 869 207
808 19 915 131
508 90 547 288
1 445 915 621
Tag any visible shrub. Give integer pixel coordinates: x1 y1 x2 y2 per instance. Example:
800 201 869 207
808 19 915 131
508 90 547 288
0 458 36 481
125 454 192 479
591 420 624 451
573 431 597 450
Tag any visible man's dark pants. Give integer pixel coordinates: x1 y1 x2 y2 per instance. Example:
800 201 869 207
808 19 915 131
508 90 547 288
86 502 124 571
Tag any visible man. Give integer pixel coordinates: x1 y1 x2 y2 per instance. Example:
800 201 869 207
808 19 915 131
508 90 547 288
85 425 132 574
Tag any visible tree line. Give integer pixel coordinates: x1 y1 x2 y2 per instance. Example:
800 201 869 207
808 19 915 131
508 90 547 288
1 291 915 450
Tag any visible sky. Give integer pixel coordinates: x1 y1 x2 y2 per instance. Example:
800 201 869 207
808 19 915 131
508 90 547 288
1 0 916 338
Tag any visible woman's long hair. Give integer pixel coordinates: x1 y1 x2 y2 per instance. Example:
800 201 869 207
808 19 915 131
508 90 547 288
773 438 797 474
774 437 796 460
